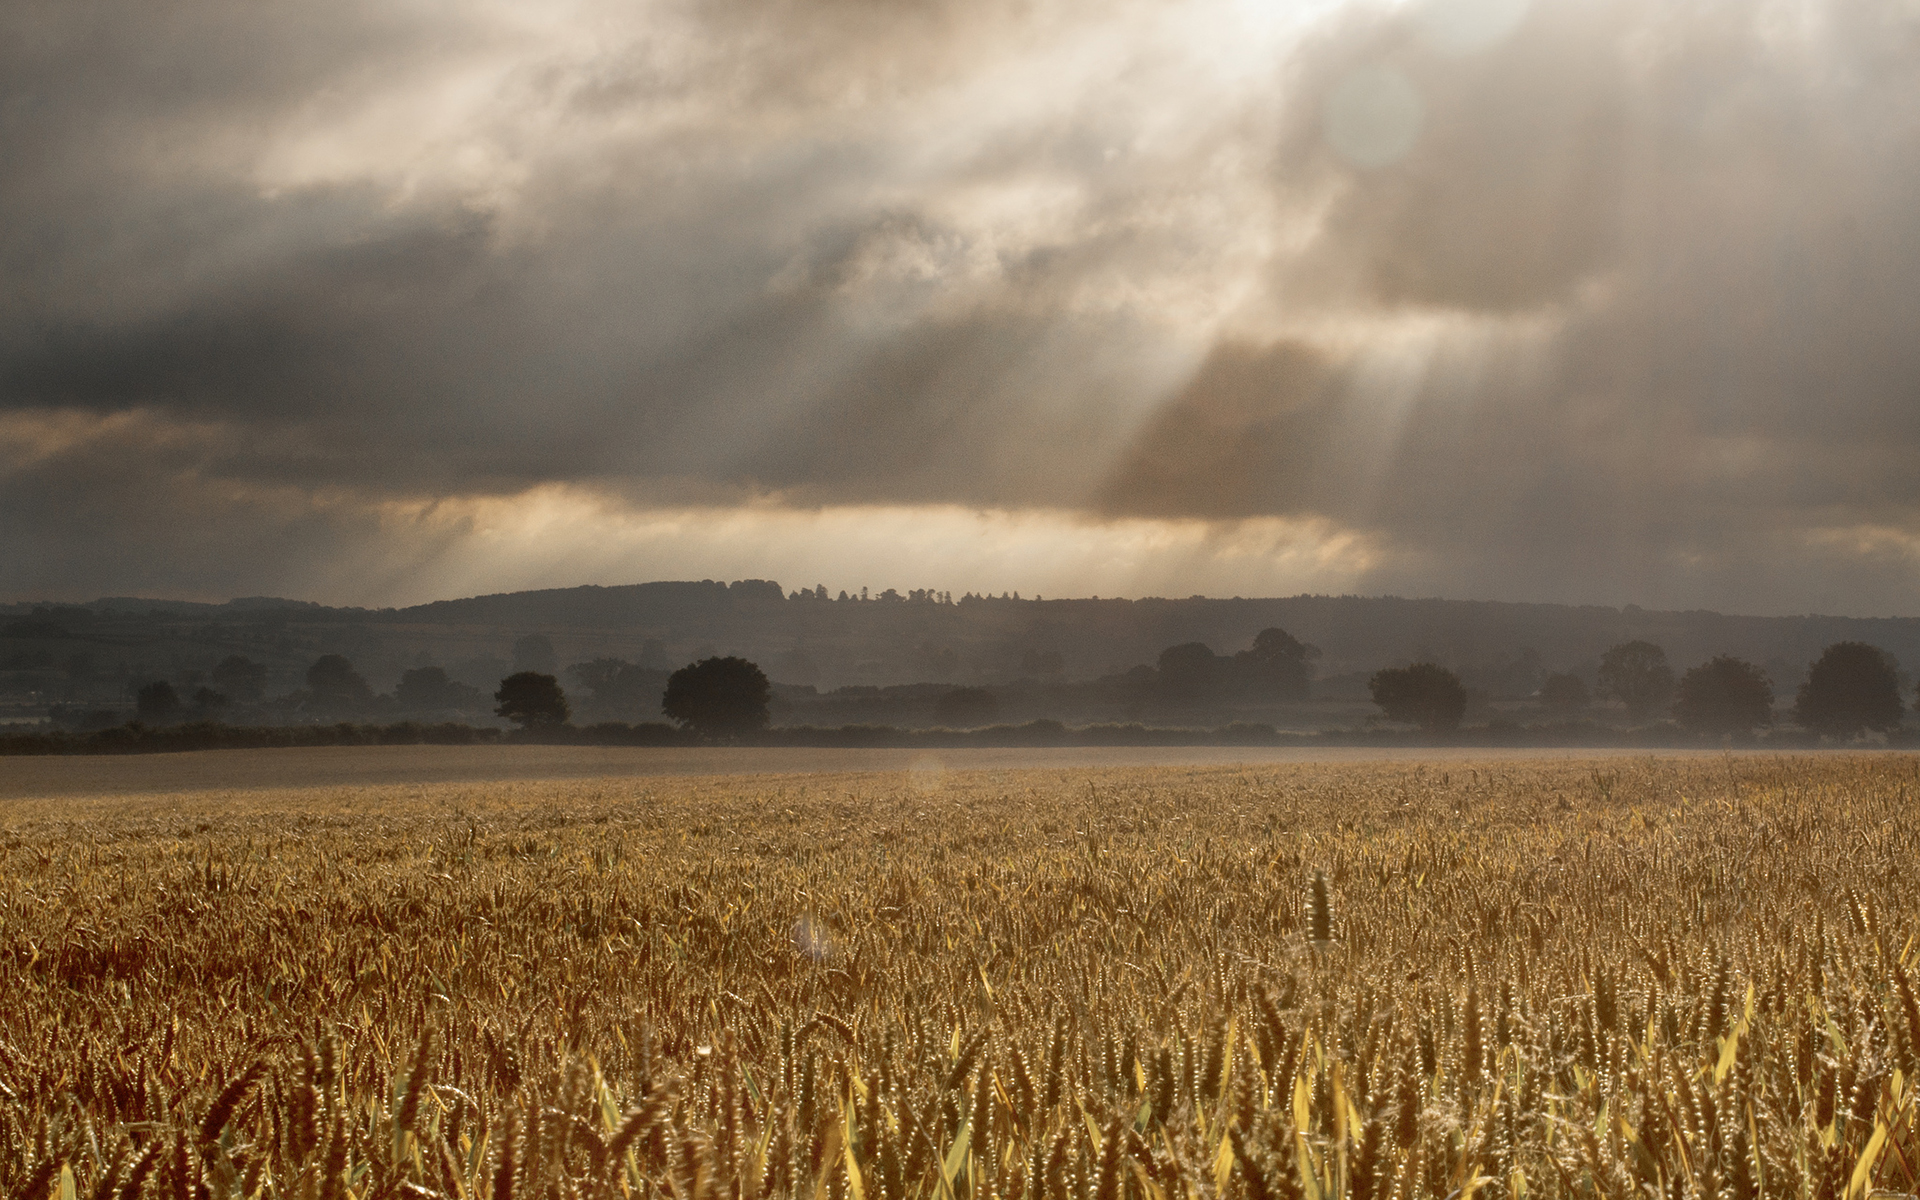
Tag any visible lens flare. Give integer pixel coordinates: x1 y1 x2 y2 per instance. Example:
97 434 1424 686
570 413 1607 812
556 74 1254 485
1412 0 1531 53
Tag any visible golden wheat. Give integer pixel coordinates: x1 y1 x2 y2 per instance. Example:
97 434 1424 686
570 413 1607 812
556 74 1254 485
2 755 1919 1199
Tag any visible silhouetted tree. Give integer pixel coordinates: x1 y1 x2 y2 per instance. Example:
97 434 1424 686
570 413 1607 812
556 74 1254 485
1157 642 1221 700
1234 627 1317 701
1537 672 1589 715
211 655 267 702
1598 641 1674 722
1789 641 1912 733
663 657 771 739
513 634 558 675
934 687 999 728
494 672 570 728
1673 655 1773 736
1794 642 1904 739
306 655 372 710
189 687 229 719
135 680 180 724
1369 663 1467 732
396 666 483 711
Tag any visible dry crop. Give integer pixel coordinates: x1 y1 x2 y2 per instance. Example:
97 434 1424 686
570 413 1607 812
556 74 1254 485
3 755 1920 1200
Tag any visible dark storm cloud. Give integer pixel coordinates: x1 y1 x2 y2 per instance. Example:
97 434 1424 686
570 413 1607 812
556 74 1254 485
7 0 1920 611
2 0 1199 497
1095 0 1920 611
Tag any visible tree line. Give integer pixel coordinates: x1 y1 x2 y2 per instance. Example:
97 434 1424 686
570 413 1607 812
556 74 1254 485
1368 639 1907 737
125 651 773 741
112 627 1912 745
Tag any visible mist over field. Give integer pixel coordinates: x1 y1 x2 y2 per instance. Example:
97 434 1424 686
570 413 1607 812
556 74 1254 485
7 0 1920 614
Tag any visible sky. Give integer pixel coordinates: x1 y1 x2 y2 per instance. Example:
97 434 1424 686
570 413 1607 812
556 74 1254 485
6 0 1920 614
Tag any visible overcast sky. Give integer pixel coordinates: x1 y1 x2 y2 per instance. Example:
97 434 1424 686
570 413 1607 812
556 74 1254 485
6 0 1920 614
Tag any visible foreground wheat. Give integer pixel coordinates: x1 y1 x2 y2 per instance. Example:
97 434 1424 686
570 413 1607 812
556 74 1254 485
3 755 1919 1200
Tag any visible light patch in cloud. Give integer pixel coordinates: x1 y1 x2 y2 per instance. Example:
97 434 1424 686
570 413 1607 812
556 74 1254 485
1804 523 1920 570
391 488 1386 610
1322 66 1426 169
1410 0 1532 54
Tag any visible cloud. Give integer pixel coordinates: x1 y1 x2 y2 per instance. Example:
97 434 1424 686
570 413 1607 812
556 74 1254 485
6 0 1920 614
0 410 1378 605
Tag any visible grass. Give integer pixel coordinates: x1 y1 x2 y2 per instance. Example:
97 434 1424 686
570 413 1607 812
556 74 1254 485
2 754 1919 1199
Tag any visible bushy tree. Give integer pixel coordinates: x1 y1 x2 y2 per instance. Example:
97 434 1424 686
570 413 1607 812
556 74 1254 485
663 657 771 739
494 672 570 728
1234 627 1316 701
1368 663 1467 732
1598 640 1674 722
1794 642 1904 739
934 686 999 728
1673 656 1773 736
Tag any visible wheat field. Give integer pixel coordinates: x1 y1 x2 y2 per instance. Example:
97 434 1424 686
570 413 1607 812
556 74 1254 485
3 754 1919 1200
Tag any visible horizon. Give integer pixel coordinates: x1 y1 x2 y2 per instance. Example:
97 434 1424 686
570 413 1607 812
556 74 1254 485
12 577 1920 626
9 0 1920 614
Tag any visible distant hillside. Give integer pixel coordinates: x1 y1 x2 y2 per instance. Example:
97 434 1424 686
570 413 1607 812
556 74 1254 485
397 579 786 627
8 584 1919 701
380 584 1920 694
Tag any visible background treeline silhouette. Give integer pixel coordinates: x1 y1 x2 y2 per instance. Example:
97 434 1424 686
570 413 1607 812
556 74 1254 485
5 581 1920 745
9 582 1920 697
4 625 1916 753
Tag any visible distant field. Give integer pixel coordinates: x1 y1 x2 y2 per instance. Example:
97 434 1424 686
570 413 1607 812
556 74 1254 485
3 754 1918 1199
0 741 1770 803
